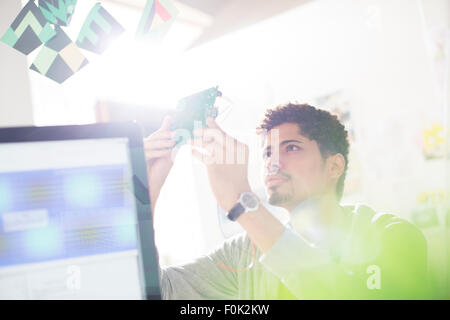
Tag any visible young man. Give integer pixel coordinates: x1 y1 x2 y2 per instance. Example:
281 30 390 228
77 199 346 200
144 103 428 299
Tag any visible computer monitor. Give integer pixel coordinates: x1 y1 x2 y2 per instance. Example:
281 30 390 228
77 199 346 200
0 123 161 300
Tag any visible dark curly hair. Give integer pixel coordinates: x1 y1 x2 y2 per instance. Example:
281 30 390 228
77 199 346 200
256 103 350 200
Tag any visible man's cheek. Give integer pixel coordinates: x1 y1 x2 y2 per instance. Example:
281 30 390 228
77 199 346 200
298 170 324 191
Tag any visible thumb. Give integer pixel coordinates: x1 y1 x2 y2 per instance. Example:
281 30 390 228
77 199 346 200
160 115 172 131
191 147 213 165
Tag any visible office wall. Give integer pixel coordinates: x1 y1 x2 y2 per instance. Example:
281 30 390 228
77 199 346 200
0 0 34 127
160 0 449 296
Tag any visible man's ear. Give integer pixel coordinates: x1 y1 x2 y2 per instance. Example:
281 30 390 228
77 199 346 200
326 153 346 180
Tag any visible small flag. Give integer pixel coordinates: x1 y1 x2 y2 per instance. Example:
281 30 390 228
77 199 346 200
76 2 125 54
136 0 179 42
30 26 88 84
38 0 78 27
0 0 56 55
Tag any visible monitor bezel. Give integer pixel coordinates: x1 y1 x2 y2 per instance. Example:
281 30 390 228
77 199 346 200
0 122 161 300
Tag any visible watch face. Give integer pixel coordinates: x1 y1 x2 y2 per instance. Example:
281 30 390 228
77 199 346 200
241 192 259 211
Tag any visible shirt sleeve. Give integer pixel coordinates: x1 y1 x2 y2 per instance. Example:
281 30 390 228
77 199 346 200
159 235 242 300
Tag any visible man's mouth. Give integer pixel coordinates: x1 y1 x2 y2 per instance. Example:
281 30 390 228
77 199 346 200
265 175 288 187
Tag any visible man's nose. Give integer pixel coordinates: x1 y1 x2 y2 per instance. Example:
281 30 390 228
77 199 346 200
265 155 283 174
267 163 280 174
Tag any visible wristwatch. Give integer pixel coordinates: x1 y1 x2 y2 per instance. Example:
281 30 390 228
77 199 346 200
227 192 260 221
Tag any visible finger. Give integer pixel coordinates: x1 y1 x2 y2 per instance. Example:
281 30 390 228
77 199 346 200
160 115 172 131
145 149 172 160
144 118 172 141
191 127 204 138
193 127 223 136
189 137 223 152
189 140 224 162
206 117 222 130
191 140 224 164
191 148 203 162
192 128 224 146
192 127 210 137
191 148 213 164
189 136 215 147
144 138 176 150
146 130 175 140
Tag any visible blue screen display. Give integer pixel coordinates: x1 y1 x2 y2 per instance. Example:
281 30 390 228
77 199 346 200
0 164 138 267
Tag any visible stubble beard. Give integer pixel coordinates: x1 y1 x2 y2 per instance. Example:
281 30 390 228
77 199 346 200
267 186 293 206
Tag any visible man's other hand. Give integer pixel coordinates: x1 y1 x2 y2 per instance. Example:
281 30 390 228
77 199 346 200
144 116 179 216
190 117 251 212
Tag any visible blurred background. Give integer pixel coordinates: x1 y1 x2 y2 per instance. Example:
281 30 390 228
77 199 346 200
1 0 449 298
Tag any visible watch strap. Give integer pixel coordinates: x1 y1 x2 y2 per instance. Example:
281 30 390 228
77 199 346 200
227 202 245 221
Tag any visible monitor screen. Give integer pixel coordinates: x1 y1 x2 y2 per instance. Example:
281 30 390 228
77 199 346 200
0 137 148 299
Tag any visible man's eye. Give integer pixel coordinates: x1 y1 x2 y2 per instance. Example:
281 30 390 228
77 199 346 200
264 150 271 159
286 145 301 152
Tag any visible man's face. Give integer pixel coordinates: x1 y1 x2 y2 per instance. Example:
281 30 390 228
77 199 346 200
262 122 332 210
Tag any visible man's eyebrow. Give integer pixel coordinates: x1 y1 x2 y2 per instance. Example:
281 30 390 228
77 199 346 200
280 139 304 146
263 139 304 153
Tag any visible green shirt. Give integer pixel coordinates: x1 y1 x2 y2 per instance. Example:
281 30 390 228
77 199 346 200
160 204 429 299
